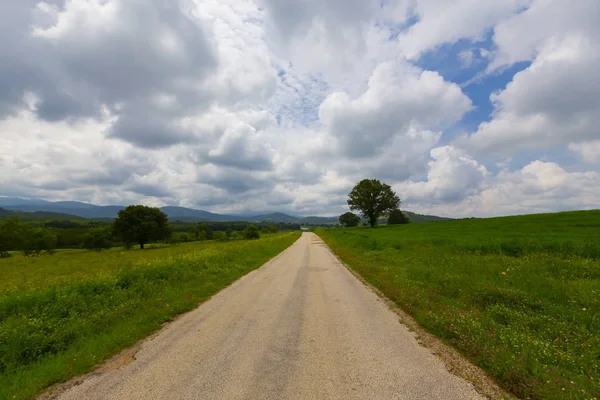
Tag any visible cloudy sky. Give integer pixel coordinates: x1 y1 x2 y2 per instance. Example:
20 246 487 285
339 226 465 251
1 0 599 217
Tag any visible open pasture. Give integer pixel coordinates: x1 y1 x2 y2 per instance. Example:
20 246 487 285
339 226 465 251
318 211 600 399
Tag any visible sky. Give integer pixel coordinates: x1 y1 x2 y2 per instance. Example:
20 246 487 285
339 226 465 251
0 0 599 218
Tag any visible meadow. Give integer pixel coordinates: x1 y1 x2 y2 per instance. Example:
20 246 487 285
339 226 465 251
317 210 600 400
0 232 300 400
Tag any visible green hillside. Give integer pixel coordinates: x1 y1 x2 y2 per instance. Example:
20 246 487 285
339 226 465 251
403 210 452 223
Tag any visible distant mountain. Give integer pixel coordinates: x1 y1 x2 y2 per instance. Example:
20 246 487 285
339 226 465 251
0 197 451 224
5 202 125 219
246 213 299 223
0 207 86 221
0 197 51 206
161 207 240 222
298 216 338 225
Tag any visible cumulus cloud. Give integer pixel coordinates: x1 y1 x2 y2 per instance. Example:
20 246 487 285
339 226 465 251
459 32 600 155
398 146 488 205
569 141 600 164
319 62 471 158
405 160 600 218
489 0 600 70
396 0 527 59
260 0 380 74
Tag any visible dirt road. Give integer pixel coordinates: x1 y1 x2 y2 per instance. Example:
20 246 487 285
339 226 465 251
52 233 483 400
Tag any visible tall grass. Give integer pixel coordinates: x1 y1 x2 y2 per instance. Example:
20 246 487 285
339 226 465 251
317 211 600 400
0 233 300 400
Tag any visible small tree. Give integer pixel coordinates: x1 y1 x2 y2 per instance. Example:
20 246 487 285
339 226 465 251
23 228 57 256
348 179 401 228
213 231 228 241
192 223 211 240
113 205 171 249
0 217 26 258
169 232 190 245
268 224 278 234
388 209 410 225
243 224 260 240
83 226 114 251
339 212 361 228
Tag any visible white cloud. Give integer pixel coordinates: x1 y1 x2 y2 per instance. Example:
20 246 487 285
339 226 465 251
569 141 600 164
458 49 475 68
404 160 600 218
489 0 600 70
260 0 379 74
397 146 488 205
396 0 527 59
319 62 471 158
1 0 599 218
459 32 600 155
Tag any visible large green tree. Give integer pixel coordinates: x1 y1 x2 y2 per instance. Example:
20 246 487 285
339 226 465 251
243 224 260 240
348 179 401 228
113 205 171 249
339 212 361 227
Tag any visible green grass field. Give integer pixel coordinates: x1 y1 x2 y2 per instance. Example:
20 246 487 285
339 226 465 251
0 232 300 400
317 211 600 400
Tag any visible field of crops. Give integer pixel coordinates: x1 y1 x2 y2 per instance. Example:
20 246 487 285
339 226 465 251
318 211 600 400
0 232 300 400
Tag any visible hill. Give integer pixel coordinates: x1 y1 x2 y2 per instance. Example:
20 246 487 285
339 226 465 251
0 197 450 224
246 213 299 223
298 216 338 225
403 211 452 223
0 197 52 207
159 206 240 222
0 207 86 221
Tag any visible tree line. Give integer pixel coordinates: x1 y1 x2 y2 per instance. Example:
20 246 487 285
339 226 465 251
0 205 291 257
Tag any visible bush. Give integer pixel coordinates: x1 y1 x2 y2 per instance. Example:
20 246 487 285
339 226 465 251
23 228 57 256
0 217 27 257
388 209 410 225
269 225 278 233
230 231 240 239
213 231 228 241
196 230 207 241
339 212 361 227
243 224 260 240
83 226 114 251
169 232 190 245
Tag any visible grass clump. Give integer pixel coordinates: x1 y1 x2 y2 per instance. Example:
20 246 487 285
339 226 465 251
317 210 600 400
0 232 300 400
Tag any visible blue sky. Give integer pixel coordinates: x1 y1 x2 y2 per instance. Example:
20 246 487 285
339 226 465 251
0 0 599 217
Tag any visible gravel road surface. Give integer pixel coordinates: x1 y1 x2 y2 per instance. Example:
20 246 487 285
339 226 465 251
52 233 484 400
